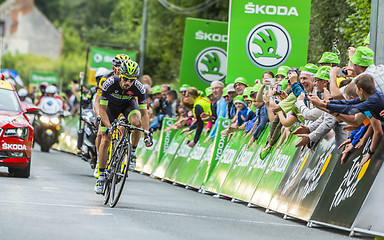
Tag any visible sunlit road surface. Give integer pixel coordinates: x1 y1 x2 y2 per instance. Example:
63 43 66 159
0 147 357 240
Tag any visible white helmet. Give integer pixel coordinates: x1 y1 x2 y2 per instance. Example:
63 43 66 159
18 88 28 97
46 85 57 94
95 67 110 79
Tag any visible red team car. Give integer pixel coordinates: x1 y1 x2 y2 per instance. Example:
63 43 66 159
0 80 36 178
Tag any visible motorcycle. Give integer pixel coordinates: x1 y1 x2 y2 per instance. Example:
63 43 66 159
34 97 63 152
79 108 99 169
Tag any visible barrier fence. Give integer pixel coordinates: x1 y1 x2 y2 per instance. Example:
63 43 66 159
54 116 384 238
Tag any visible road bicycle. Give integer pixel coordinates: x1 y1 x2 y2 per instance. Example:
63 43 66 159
102 119 152 207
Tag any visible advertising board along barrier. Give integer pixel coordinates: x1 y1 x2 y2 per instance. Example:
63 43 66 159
308 137 384 230
140 118 177 175
232 125 272 202
174 134 212 186
249 133 299 208
135 130 160 172
152 128 188 179
202 131 246 195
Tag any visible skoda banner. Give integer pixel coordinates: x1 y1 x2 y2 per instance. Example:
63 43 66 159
88 47 136 85
30 72 59 85
226 1 311 85
179 18 228 91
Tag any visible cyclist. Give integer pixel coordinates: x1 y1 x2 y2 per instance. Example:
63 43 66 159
93 54 129 177
95 59 152 194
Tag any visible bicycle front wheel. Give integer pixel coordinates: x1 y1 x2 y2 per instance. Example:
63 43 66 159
109 143 131 208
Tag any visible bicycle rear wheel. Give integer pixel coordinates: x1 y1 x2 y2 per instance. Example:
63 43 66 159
109 142 131 208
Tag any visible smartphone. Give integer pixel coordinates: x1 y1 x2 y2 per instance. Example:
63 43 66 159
265 85 270 91
276 84 282 95
267 78 276 85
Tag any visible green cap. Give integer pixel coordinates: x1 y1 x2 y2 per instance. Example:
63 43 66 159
318 52 340 64
234 77 248 86
152 85 161 94
276 66 291 77
314 66 331 81
233 95 246 106
223 88 228 97
350 46 374 67
243 87 252 96
179 84 190 92
251 84 262 93
205 87 213 96
300 63 319 75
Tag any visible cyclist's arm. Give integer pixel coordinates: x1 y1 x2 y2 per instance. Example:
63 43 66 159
140 108 150 134
99 103 111 130
94 94 101 117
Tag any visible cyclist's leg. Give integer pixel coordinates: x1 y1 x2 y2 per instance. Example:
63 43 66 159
123 100 142 147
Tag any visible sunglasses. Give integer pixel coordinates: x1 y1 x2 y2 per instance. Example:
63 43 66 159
120 75 137 82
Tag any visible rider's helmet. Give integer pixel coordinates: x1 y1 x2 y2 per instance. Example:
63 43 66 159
120 59 140 78
112 54 130 67
45 85 57 96
18 88 28 98
40 82 49 94
95 67 110 79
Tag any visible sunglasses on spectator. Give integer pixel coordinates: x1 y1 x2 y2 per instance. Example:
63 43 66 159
120 75 137 82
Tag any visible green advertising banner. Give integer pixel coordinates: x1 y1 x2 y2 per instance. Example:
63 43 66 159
88 47 136 85
233 125 272 202
142 118 177 175
188 118 231 189
152 129 186 179
174 134 211 185
163 137 193 182
203 131 245 194
250 134 300 208
179 18 228 91
226 1 311 85
135 130 160 172
30 72 59 85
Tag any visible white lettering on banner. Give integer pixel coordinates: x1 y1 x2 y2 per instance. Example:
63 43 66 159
195 31 228 43
176 143 192 158
282 149 310 194
239 151 253 167
2 143 27 150
104 56 114 63
244 2 299 16
221 149 237 164
269 154 291 174
167 142 179 155
215 135 227 161
163 131 171 154
300 145 335 200
329 156 363 211
189 146 206 161
232 145 246 170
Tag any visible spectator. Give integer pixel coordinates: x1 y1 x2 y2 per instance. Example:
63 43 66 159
141 75 153 94
234 77 248 95
226 83 237 119
164 90 178 118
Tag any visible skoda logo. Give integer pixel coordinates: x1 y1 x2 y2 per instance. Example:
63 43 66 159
246 22 291 69
94 54 103 63
222 120 230 128
166 119 174 127
195 47 227 84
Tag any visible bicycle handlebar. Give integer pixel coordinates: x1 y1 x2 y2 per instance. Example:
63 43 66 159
110 119 153 143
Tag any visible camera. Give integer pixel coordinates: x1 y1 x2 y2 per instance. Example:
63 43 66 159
287 68 300 76
340 69 348 77
275 84 282 95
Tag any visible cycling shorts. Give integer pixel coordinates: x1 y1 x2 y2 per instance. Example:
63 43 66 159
100 98 141 132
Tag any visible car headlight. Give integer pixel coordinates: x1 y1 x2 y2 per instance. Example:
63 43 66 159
4 127 29 140
51 117 60 125
40 116 50 124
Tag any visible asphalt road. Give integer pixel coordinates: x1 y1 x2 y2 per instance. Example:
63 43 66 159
0 147 363 240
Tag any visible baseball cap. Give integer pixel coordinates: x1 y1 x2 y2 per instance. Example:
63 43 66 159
314 66 331 81
251 84 262 93
152 85 161 94
300 63 319 75
276 66 291 77
226 83 236 93
233 95 247 106
205 87 213 97
223 88 228 97
350 46 374 67
318 52 340 64
234 77 248 86
179 84 190 92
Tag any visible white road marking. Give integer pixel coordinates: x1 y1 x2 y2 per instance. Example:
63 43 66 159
0 200 303 228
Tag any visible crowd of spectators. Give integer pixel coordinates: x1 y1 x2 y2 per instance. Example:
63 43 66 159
145 41 384 168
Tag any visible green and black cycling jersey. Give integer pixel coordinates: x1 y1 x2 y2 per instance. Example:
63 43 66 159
100 75 147 109
96 71 114 96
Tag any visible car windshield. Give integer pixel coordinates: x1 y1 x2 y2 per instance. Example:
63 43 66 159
0 88 21 112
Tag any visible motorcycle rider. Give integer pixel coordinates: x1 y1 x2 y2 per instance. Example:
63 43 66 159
18 88 33 104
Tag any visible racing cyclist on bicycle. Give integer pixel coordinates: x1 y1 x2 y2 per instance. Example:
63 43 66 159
95 59 152 194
